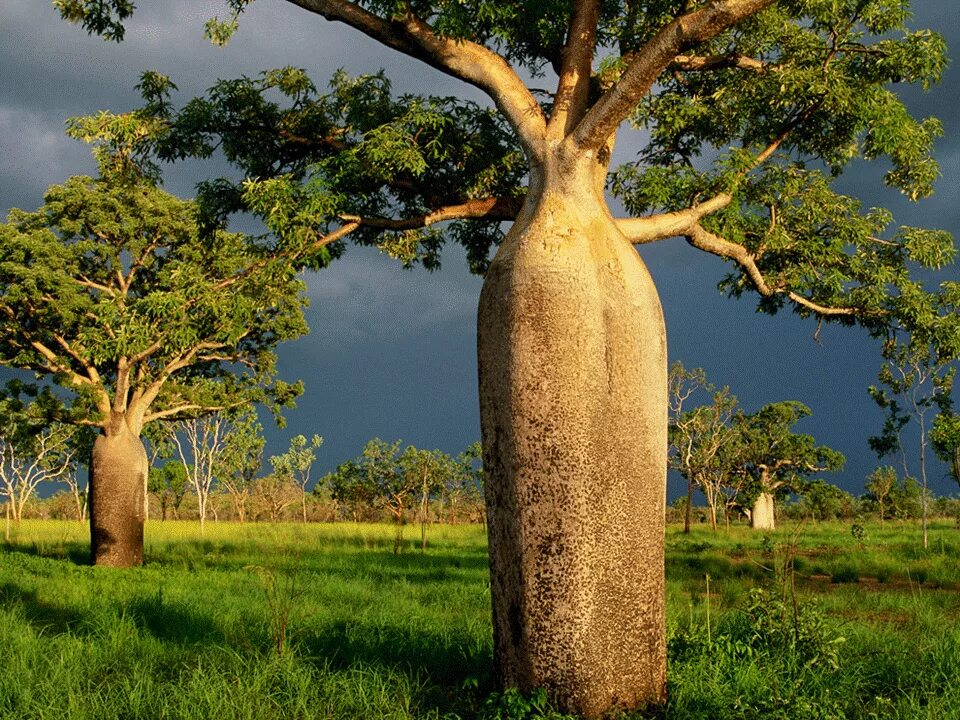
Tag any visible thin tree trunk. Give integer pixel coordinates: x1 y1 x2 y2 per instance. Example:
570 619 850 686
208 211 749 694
89 422 147 567
478 158 667 716
919 422 929 549
683 478 693 534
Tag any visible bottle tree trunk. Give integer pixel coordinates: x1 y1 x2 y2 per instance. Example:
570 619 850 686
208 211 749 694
89 418 147 567
478 152 667 718
750 491 776 531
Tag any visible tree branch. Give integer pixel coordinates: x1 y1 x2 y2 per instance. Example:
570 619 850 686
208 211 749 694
340 195 521 231
671 53 768 73
550 0 601 138
212 219 360 292
618 193 733 244
685 223 859 317
286 0 547 161
142 402 239 424
572 0 776 150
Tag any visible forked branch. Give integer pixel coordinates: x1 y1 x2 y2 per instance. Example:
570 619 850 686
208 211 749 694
686 224 858 318
287 0 547 160
572 0 776 150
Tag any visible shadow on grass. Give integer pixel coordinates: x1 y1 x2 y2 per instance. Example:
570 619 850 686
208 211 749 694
0 581 85 634
0 574 228 648
1 540 89 565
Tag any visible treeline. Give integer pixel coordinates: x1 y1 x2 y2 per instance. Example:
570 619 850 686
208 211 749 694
669 475 960 527
668 362 960 534
2 408 485 534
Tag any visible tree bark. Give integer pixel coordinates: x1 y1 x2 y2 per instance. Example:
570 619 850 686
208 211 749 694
89 420 147 567
750 491 776 531
478 151 667 717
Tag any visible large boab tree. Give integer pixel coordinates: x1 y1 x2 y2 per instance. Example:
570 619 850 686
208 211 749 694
0 148 313 567
61 0 955 714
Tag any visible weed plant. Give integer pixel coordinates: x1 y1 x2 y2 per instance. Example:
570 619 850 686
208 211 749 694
0 519 958 719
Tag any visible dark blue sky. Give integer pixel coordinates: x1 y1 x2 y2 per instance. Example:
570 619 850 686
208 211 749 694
1 2 957 497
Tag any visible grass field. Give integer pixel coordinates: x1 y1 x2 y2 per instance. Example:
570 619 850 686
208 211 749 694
1 519 958 719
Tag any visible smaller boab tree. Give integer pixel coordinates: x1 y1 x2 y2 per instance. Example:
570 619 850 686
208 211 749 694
735 401 844 530
0 136 314 566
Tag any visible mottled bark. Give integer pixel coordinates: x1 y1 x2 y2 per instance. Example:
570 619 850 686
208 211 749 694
750 491 776 531
478 149 667 717
89 420 147 567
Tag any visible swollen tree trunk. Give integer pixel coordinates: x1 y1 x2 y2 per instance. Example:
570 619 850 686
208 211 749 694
478 153 667 717
89 419 147 567
750 491 776 531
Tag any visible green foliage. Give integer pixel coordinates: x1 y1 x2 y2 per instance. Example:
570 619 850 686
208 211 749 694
270 434 323 488
0 158 307 433
477 687 576 720
931 412 960 486
147 461 189 520
734 401 845 499
59 0 955 341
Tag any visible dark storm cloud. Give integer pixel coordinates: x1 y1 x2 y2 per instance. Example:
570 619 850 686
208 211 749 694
0 1 957 494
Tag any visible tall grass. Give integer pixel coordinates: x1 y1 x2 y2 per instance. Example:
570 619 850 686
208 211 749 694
1 519 958 719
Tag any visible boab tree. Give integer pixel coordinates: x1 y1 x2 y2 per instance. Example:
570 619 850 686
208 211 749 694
61 0 954 713
0 148 307 566
735 401 845 530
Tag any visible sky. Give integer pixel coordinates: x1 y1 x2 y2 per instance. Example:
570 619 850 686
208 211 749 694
0 1 958 498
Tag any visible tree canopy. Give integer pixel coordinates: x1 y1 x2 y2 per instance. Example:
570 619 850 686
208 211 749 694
59 0 954 338
0 154 307 436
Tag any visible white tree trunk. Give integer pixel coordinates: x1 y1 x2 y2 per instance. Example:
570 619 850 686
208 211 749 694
750 492 776 531
478 153 667 716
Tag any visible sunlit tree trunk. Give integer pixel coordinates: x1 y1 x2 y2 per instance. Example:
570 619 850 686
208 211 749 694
478 152 667 716
89 417 147 567
750 491 776 531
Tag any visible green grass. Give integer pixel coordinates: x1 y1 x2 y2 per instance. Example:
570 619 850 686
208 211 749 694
1 519 958 719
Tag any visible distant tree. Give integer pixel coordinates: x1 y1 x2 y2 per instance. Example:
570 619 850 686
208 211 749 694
734 402 844 531
0 386 75 523
171 413 234 532
216 411 265 523
668 362 712 533
147 461 189 521
62 426 97 522
869 294 959 547
270 434 323 523
251 474 299 522
669 380 739 531
798 480 855 522
61 1 955 712
397 445 454 550
328 439 447 551
445 442 484 524
325 460 377 522
864 466 897 524
0 150 306 565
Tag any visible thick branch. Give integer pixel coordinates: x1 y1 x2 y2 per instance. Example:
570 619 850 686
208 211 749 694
286 0 547 161
550 0 600 138
618 193 733 244
671 53 767 73
686 224 858 317
340 195 521 231
572 0 776 150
